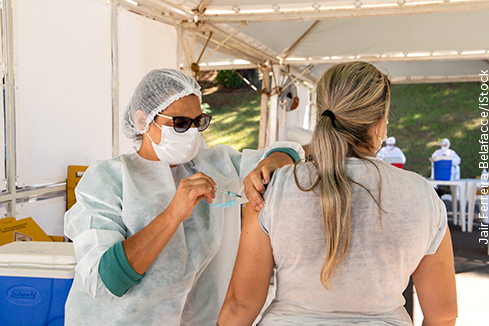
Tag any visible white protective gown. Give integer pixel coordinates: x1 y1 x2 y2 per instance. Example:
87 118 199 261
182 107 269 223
376 146 406 164
431 148 461 180
64 141 303 326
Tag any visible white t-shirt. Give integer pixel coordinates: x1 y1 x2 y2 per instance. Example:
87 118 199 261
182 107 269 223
259 157 447 325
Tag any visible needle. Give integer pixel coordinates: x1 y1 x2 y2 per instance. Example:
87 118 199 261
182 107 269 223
214 186 242 198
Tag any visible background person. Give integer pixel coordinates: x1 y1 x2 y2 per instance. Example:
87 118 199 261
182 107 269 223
218 61 457 326
64 69 303 326
430 138 461 180
377 136 406 164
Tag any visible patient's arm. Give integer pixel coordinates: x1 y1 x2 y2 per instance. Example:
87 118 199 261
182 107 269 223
412 227 458 326
217 206 274 326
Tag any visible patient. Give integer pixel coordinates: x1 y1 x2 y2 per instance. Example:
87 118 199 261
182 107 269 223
218 61 457 326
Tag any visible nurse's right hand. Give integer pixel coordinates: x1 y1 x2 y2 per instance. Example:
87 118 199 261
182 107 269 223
166 172 216 223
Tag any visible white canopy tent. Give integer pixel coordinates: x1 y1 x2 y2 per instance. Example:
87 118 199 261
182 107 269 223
0 0 487 235
120 0 488 145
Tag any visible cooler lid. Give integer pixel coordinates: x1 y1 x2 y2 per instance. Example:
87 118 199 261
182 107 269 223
433 156 452 162
383 157 403 164
0 241 76 269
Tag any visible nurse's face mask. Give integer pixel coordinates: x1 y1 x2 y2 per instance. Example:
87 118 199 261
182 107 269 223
146 114 211 165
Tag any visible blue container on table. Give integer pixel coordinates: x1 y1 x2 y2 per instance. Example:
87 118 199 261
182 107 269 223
434 159 452 180
0 242 76 326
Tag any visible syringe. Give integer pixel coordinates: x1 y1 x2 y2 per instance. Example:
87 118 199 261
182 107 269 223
214 186 242 198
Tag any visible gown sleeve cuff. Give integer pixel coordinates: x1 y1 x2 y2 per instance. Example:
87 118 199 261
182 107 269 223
99 241 146 297
265 147 301 163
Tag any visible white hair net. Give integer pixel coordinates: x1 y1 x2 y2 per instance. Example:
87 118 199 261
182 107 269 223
122 69 202 141
441 138 450 147
386 137 396 145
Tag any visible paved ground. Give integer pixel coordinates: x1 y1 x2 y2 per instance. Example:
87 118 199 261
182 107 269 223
442 203 489 326
399 199 489 326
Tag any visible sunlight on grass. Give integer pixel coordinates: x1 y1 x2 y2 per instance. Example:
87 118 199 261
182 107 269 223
220 115 238 124
426 140 440 148
453 130 464 138
201 90 261 151
464 118 482 130
442 88 459 96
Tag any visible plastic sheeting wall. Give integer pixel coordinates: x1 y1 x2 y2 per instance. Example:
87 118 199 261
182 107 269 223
16 197 66 236
0 27 4 192
6 0 178 234
14 0 112 187
0 80 5 192
117 9 178 154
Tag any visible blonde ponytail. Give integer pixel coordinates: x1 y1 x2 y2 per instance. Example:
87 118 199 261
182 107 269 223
295 61 391 289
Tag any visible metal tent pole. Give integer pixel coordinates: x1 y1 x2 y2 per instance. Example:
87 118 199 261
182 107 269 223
2 0 17 218
258 65 270 149
111 0 120 157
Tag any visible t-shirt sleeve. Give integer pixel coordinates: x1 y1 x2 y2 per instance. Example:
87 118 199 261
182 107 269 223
426 182 448 255
259 170 281 236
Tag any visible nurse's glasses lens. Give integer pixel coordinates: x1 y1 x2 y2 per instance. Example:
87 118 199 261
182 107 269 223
173 114 212 133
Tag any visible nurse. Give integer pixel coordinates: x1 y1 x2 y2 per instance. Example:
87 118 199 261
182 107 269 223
430 138 461 180
64 69 303 325
376 136 406 164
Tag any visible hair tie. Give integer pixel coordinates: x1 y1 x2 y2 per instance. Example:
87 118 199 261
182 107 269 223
321 110 336 128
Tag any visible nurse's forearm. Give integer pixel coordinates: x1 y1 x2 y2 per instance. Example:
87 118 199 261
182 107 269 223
122 171 215 275
267 151 295 167
122 211 181 275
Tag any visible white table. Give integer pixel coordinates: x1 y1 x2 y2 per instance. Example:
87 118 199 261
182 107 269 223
427 179 467 232
465 178 489 233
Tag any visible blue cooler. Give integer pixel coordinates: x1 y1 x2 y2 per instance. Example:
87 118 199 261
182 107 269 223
434 159 452 180
0 242 76 326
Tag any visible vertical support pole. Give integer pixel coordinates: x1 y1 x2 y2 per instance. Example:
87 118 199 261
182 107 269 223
258 66 270 150
267 65 281 146
303 89 310 130
180 22 196 78
309 85 317 130
2 0 17 218
111 0 120 157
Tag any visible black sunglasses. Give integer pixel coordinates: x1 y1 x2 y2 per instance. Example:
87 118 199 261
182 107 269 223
156 113 212 133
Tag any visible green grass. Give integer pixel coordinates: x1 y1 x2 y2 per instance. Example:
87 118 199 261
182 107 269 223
389 82 481 178
202 82 482 179
202 89 262 150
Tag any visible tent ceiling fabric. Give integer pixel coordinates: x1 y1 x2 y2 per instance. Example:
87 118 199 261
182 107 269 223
286 11 488 57
121 0 489 83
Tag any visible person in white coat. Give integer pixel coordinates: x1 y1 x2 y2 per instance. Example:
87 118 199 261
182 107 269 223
376 136 406 164
430 138 461 180
64 69 303 326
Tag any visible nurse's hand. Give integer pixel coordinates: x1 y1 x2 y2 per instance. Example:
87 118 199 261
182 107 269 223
166 172 216 223
244 152 294 211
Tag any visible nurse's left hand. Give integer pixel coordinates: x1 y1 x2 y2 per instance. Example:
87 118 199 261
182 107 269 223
244 152 294 211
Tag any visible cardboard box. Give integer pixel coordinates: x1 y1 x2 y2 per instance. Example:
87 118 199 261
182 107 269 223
49 235 65 242
0 217 53 247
